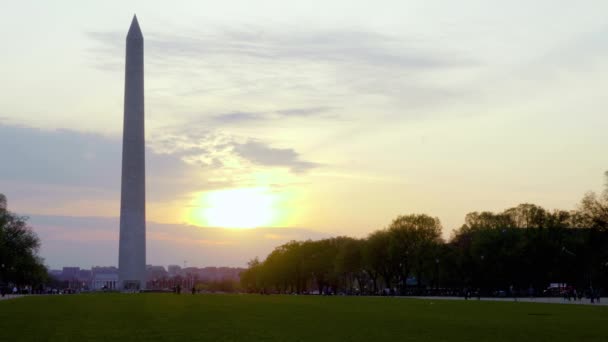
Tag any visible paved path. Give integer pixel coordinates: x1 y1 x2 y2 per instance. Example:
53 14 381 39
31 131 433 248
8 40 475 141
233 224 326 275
408 296 608 306
0 295 23 301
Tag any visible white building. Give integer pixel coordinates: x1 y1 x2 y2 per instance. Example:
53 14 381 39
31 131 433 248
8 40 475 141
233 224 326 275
91 266 119 290
92 272 119 290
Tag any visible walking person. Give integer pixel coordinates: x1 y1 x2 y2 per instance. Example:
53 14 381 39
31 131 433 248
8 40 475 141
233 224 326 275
510 285 517 302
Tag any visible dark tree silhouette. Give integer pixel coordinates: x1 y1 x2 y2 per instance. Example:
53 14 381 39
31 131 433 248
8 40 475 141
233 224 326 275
0 209 48 289
241 173 608 296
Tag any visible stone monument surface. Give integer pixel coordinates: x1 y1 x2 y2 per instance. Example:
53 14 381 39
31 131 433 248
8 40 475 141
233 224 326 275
118 15 146 291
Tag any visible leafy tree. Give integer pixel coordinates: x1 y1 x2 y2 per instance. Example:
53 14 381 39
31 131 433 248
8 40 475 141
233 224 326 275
239 172 608 296
334 238 364 293
0 210 48 288
575 171 608 230
462 211 515 231
240 257 263 292
363 230 393 294
387 214 442 293
503 203 548 229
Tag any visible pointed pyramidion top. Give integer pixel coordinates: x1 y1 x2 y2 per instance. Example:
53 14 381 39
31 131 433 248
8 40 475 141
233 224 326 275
127 14 143 39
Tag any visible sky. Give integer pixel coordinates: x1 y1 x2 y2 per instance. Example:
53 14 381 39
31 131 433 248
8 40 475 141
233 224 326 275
1 0 608 269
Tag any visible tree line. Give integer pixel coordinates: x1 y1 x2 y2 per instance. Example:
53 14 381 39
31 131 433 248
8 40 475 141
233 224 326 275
0 206 48 292
240 173 608 296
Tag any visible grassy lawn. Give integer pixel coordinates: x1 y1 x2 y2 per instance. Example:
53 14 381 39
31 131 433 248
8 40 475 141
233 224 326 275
1 294 607 341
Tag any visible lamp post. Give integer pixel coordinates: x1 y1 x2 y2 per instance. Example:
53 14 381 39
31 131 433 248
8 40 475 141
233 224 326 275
435 258 440 291
561 246 577 288
479 255 484 298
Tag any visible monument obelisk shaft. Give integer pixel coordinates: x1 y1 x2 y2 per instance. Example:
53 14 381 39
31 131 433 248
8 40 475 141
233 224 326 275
118 15 146 290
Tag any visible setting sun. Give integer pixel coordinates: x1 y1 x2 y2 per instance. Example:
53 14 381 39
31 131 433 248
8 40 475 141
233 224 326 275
188 188 280 229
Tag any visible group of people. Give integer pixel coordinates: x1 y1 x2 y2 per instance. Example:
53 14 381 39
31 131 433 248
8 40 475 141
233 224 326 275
171 284 198 295
459 285 603 304
0 286 20 297
563 287 601 303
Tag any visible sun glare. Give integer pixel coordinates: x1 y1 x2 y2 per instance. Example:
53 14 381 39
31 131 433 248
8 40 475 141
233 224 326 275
189 188 279 229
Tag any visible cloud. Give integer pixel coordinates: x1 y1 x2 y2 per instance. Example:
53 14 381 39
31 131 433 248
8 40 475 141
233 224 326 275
276 106 333 117
208 107 337 126
211 112 265 124
149 125 321 174
0 123 317 209
86 26 476 118
0 123 194 201
88 28 471 69
232 140 319 173
0 124 118 188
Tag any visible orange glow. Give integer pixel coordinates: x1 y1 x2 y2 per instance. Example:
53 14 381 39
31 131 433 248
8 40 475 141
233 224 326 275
188 187 281 229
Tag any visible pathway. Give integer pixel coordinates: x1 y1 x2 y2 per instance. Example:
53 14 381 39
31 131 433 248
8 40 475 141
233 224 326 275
408 296 608 306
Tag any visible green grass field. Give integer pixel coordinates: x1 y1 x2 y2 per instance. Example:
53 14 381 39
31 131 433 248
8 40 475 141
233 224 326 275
1 294 607 341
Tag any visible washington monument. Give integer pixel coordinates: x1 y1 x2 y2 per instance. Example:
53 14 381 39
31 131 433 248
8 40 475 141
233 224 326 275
118 15 146 290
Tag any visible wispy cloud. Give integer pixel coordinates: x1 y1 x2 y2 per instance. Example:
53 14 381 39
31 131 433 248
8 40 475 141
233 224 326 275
211 111 265 124
87 28 473 70
86 26 476 118
209 107 337 125
275 106 333 117
150 126 320 174
232 140 319 173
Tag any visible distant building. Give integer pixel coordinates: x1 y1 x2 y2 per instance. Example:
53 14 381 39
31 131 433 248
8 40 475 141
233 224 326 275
49 269 62 278
92 266 118 274
91 266 119 290
50 264 244 291
146 265 168 280
198 267 244 282
78 269 92 282
167 265 182 277
92 273 119 290
59 267 85 289
61 267 81 281
182 267 199 277
79 269 91 279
